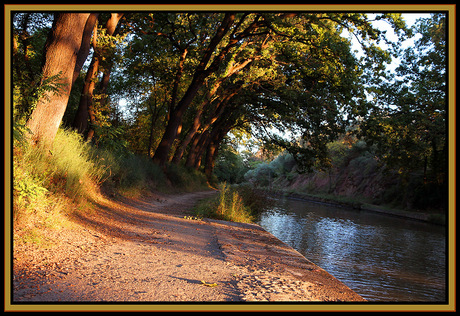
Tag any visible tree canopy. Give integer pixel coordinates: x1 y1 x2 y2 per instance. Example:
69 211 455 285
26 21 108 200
12 11 446 188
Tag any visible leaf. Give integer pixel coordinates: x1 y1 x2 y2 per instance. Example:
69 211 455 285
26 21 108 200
200 280 218 287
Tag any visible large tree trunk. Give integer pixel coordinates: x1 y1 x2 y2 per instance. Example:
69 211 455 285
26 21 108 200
26 13 90 145
171 106 204 164
185 130 209 169
152 80 201 165
152 12 261 167
171 75 236 164
204 140 220 181
72 48 98 134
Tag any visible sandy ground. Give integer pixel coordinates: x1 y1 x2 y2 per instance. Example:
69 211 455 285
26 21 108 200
11 190 365 308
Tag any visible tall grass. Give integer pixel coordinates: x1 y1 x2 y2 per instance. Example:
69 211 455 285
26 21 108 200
15 129 107 200
193 183 271 223
13 129 108 228
13 127 211 229
101 153 168 197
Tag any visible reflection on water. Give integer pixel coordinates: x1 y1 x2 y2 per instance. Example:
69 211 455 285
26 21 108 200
258 198 446 302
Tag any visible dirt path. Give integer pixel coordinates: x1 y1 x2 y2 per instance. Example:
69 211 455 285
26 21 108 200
12 190 364 303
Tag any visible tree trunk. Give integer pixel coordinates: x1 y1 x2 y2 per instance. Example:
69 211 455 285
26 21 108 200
184 88 239 168
26 13 90 145
204 140 219 180
171 106 203 164
186 130 210 169
72 13 124 138
204 120 233 180
171 75 239 164
71 13 99 86
72 21 99 134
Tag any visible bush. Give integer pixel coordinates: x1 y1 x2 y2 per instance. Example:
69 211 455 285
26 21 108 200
244 152 297 187
108 154 167 196
51 129 108 198
214 145 248 184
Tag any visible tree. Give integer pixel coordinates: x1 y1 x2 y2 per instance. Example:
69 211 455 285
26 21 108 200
79 12 409 177
12 13 53 123
360 14 446 180
25 13 91 145
72 13 124 140
359 14 447 208
152 13 238 166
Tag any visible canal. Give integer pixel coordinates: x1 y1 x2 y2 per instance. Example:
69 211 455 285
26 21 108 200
257 198 446 302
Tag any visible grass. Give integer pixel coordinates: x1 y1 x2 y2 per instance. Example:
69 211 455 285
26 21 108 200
12 127 210 246
13 129 107 244
193 183 271 223
101 152 168 197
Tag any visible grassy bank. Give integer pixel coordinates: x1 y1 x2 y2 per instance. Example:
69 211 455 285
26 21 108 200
12 127 210 245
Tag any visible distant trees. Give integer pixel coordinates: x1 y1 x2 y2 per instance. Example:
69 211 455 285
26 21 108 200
359 13 447 203
72 13 124 141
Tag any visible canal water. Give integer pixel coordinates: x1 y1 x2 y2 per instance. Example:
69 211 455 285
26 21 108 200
257 198 447 302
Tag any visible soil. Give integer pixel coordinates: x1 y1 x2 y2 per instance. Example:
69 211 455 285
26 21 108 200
11 190 365 308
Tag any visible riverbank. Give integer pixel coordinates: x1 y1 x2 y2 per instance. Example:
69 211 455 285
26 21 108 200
265 189 446 225
10 190 364 310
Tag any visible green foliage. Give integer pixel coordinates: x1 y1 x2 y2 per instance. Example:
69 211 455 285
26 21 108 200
13 128 100 226
243 131 445 212
244 152 296 187
12 125 211 228
193 183 253 223
13 165 48 208
14 72 66 124
165 163 209 192
14 129 107 201
92 125 129 153
12 13 53 122
213 144 249 184
98 152 165 197
112 12 411 172
12 121 31 148
12 12 446 219
359 14 446 189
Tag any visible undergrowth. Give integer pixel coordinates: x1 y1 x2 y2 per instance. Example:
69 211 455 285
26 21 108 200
12 127 210 245
13 129 105 227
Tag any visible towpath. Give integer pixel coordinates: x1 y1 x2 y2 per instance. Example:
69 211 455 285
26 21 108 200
12 190 365 306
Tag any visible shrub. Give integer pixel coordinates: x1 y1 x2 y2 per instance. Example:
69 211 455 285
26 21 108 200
50 129 108 198
194 183 253 223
